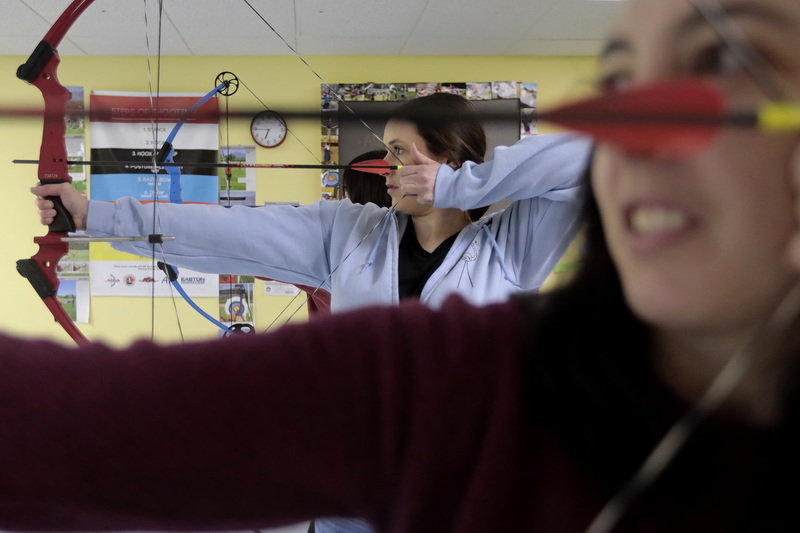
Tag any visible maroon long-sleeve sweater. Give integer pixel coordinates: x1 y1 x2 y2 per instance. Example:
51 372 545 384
0 296 785 532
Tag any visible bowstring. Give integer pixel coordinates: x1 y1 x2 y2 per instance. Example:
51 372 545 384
235 0 408 332
586 280 800 533
238 0 394 154
143 0 172 340
689 0 788 101
215 75 320 328
237 77 321 164
144 0 190 341
140 0 412 336
228 76 401 330
262 204 400 332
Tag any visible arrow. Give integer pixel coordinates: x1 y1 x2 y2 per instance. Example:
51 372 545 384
538 78 799 157
13 158 399 175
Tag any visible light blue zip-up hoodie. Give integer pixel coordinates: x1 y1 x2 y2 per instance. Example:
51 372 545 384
87 133 591 312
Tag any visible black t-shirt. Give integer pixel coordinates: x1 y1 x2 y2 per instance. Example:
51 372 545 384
398 221 459 299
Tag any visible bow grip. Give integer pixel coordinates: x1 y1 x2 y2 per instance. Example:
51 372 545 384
41 179 76 233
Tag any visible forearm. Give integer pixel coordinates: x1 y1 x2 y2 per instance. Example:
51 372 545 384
0 297 530 531
433 133 591 210
86 198 336 284
0 315 387 530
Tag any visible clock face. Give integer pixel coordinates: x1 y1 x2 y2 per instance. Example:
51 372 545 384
250 110 287 148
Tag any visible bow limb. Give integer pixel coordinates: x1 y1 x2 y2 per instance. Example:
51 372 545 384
154 76 252 336
16 0 97 345
157 262 244 336
158 80 230 204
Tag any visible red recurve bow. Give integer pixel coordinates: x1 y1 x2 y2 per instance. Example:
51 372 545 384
16 0 97 345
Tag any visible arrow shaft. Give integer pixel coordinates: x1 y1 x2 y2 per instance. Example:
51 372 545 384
13 160 398 171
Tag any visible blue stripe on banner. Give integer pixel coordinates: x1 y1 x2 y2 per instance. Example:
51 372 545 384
179 174 219 204
91 173 218 204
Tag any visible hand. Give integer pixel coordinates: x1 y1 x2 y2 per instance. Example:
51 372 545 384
31 182 89 230
397 143 441 205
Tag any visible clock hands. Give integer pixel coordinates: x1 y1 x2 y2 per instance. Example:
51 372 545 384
250 110 287 148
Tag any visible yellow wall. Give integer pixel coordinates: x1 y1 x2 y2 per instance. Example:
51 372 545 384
0 54 596 346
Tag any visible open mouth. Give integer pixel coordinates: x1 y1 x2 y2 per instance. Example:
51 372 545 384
628 206 690 235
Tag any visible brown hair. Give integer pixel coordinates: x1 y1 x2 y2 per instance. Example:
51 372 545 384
342 150 392 208
389 93 489 220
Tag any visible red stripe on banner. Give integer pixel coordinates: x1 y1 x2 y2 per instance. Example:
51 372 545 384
89 94 220 124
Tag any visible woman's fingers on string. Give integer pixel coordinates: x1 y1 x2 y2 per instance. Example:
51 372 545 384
400 173 434 203
399 156 437 204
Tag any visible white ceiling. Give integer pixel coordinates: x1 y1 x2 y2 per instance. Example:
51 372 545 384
2 0 624 57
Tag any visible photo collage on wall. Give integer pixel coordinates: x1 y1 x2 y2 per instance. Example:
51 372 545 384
319 81 538 200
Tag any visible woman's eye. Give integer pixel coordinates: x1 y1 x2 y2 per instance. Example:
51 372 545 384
691 41 741 77
596 71 632 93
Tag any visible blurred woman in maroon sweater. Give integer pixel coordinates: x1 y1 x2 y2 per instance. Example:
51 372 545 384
7 0 800 531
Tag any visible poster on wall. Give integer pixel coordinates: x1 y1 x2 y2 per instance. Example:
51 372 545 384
89 258 219 298
88 90 220 204
217 159 256 334
520 82 538 136
56 240 90 323
219 145 256 206
219 274 255 336
65 86 87 187
88 90 221 297
467 82 492 100
263 280 301 297
441 83 467 96
321 85 340 200
491 81 519 99
54 280 90 324
57 86 90 321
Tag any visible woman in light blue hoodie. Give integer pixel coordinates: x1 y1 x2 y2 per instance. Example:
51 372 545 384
36 93 591 318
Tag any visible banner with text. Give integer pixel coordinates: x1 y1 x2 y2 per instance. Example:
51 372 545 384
88 90 220 297
89 90 219 204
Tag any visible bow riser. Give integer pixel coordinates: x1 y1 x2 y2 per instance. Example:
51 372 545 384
17 0 95 345
28 48 78 225
35 55 71 187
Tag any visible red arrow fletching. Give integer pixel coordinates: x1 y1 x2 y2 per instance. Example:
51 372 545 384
349 159 395 175
540 79 726 158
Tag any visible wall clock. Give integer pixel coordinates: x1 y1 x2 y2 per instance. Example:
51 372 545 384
250 110 287 148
